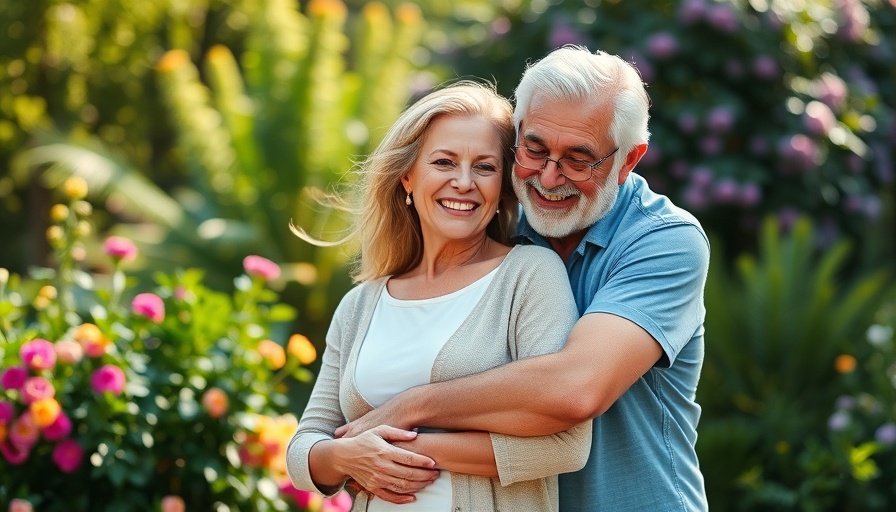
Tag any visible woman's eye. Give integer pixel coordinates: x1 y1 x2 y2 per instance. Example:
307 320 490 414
431 159 455 168
474 164 498 174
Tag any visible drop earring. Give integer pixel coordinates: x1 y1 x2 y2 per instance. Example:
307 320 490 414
405 192 412 206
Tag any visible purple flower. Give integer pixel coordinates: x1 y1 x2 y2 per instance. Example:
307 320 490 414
707 4 739 33
706 106 736 132
20 339 56 371
548 22 582 48
738 182 761 207
52 438 84 473
42 411 72 441
670 160 689 179
1 366 28 391
243 255 281 281
91 364 126 396
103 236 138 261
690 166 714 187
777 208 801 230
777 134 820 173
835 395 857 410
875 423 896 445
827 410 850 431
713 178 739 203
677 111 699 133
752 55 778 80
647 32 678 59
678 0 707 25
700 136 724 155
835 0 869 42
628 52 654 83
132 293 165 323
683 185 710 210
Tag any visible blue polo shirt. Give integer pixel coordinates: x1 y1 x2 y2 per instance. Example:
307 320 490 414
517 173 710 511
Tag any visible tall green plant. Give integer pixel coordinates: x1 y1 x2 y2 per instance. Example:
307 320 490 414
13 0 424 340
698 216 891 509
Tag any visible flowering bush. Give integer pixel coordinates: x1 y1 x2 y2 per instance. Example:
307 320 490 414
0 178 350 512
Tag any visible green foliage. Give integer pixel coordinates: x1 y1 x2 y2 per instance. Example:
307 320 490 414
698 216 893 510
0 179 348 511
11 0 424 342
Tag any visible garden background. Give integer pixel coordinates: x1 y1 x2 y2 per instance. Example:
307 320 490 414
1 0 895 510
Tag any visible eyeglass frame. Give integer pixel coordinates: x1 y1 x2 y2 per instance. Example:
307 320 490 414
512 143 620 182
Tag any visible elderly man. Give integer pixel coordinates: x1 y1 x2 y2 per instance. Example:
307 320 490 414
336 45 710 511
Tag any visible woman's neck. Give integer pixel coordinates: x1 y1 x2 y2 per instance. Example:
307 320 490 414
416 235 494 281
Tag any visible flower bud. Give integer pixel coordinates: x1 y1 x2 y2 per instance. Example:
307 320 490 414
288 334 317 365
50 204 69 223
72 200 92 217
38 285 58 300
46 225 65 246
74 221 91 237
62 176 88 200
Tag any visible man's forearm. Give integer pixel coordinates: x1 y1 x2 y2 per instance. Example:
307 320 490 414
400 351 589 437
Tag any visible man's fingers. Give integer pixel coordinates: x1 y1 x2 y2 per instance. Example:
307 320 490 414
371 488 415 505
334 424 348 438
373 424 418 441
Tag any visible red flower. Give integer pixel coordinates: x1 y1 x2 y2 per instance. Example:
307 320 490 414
52 438 83 473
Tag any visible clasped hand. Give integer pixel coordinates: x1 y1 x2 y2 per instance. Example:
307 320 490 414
335 425 439 505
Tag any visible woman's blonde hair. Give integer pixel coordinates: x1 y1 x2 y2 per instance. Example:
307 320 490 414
294 81 517 282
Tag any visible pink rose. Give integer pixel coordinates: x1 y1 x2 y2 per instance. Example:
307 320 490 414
54 339 84 364
279 482 323 509
103 236 138 261
9 498 34 512
243 255 281 281
20 339 56 370
1 366 28 390
42 410 73 441
21 376 55 405
0 400 13 423
132 293 165 323
9 413 39 449
0 440 30 464
52 438 83 473
91 364 126 395
160 495 186 512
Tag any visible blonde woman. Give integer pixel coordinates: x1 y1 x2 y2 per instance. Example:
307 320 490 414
285 82 590 512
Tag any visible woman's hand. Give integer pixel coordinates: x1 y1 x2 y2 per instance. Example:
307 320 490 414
331 425 441 504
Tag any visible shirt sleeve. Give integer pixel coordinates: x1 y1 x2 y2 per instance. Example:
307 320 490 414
285 291 354 496
586 222 709 367
490 248 593 485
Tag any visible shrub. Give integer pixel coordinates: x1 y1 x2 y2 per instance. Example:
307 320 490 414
0 177 347 511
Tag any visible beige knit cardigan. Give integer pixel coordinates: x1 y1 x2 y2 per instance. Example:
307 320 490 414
286 245 592 512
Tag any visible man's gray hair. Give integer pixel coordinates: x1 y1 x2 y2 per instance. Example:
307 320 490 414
513 45 651 155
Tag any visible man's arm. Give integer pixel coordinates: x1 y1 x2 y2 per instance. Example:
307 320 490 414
338 312 662 438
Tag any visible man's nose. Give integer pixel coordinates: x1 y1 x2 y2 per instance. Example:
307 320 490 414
539 159 567 189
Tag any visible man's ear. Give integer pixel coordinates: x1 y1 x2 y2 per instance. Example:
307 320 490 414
617 144 649 185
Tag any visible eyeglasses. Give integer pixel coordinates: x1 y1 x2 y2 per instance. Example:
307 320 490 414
513 144 619 182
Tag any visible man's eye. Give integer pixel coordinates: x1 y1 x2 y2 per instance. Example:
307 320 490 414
525 147 548 157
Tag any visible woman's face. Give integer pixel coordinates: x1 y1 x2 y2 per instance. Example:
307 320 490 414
402 114 504 248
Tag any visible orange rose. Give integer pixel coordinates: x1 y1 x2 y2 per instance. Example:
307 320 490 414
287 334 317 365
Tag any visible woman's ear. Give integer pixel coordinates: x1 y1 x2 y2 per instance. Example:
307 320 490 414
401 174 411 193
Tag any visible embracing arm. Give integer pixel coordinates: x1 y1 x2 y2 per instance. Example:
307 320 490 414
338 313 659 438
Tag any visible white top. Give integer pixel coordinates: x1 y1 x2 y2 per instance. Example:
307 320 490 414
355 267 498 512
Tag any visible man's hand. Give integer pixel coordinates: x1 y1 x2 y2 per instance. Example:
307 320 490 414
335 399 412 439
332 425 439 504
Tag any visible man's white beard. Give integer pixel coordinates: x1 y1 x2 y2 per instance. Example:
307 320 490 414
513 170 621 239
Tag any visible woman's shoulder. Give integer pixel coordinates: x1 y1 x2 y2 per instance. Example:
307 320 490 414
333 277 387 315
503 244 565 269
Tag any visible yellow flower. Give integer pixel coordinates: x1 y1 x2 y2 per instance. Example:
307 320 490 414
30 398 61 428
50 204 69 223
258 340 286 369
287 334 317 365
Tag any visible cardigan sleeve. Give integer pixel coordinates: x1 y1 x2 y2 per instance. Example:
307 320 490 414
490 248 593 485
285 290 355 496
